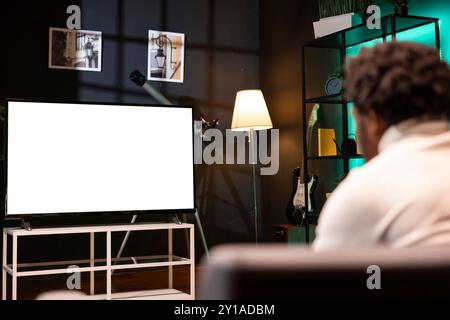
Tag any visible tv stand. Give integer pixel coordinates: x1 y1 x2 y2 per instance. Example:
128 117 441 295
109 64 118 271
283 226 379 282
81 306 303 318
2 223 195 300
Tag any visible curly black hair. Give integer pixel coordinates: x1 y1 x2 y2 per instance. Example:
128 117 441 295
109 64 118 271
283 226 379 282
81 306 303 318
343 41 450 125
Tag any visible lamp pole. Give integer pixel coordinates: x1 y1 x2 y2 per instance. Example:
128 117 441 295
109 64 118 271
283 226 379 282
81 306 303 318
249 128 259 243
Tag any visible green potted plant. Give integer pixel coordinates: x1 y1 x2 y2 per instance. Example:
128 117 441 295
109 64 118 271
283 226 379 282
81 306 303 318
318 0 357 20
388 0 410 16
358 0 374 23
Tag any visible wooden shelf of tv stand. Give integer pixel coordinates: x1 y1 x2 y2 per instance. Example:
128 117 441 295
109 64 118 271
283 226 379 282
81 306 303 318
2 222 195 300
4 254 191 277
3 222 192 236
90 288 192 300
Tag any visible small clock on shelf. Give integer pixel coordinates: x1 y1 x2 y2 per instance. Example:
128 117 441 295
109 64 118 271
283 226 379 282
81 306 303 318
325 70 343 96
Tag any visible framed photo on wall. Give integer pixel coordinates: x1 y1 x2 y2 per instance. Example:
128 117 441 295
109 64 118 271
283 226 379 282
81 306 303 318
49 27 102 72
148 30 185 83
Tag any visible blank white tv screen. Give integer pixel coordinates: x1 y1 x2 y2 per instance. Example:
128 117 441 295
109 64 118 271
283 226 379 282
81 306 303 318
6 101 195 216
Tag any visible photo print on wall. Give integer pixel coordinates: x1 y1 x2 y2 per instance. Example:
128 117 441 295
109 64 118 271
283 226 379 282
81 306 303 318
49 27 102 72
148 30 185 83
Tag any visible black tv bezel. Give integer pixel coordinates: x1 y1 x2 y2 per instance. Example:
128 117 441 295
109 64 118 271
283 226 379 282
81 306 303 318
4 99 197 220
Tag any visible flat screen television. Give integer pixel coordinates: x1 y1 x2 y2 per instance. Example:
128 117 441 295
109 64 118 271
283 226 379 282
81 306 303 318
5 100 195 217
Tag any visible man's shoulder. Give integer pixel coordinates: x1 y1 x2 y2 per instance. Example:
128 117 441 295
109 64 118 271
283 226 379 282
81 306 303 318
326 152 395 207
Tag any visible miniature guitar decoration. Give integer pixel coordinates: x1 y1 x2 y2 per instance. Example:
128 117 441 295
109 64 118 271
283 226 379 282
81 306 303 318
286 104 320 225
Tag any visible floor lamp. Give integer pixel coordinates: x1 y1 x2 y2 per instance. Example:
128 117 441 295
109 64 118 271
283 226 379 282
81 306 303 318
231 90 273 243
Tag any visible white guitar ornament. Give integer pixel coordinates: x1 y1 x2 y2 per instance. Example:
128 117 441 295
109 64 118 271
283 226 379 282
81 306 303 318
293 104 320 212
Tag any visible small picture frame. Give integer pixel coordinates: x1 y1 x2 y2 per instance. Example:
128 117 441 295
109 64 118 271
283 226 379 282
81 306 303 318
148 30 185 83
49 27 102 72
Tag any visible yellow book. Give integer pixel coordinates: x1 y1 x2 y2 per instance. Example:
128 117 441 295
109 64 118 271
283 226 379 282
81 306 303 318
318 128 337 156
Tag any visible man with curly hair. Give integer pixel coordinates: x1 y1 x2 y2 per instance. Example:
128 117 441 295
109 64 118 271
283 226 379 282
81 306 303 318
314 41 450 251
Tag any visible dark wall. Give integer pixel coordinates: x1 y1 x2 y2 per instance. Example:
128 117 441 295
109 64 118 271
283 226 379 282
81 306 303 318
259 0 318 239
0 0 260 293
0 1 80 102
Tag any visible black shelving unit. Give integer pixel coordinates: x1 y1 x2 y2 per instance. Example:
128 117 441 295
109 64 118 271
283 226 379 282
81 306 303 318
301 14 441 243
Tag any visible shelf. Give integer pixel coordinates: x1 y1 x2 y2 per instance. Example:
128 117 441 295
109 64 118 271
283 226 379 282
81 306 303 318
299 13 439 243
7 254 191 277
113 255 190 266
5 222 193 236
111 255 190 271
305 94 348 104
307 155 364 160
304 14 439 49
87 288 193 300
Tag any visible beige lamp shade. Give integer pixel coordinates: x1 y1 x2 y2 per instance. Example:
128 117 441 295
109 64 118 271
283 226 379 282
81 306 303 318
231 90 273 131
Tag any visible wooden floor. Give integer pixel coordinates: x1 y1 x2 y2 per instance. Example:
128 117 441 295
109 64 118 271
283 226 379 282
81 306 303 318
10 266 202 300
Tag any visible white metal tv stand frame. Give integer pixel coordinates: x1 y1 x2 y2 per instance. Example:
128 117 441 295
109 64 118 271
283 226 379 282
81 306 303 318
2 222 195 300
